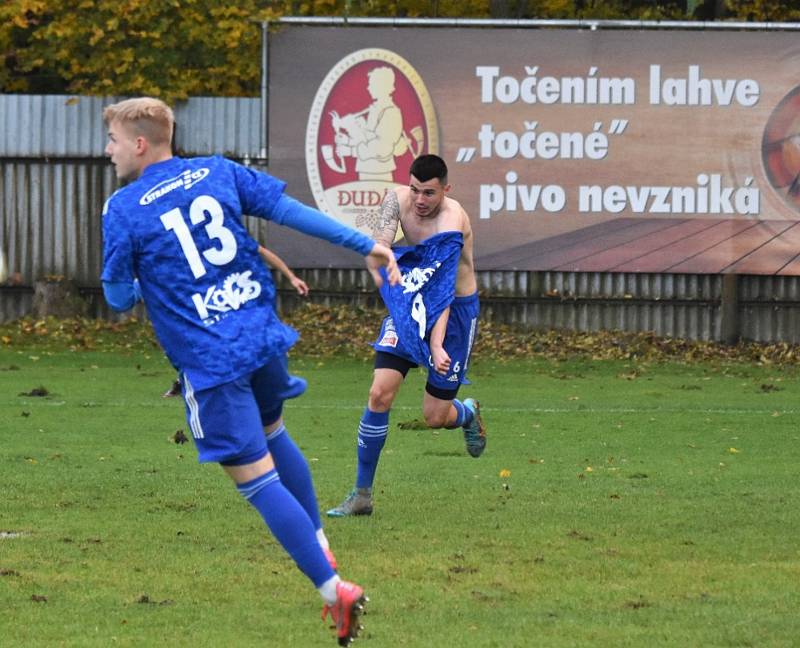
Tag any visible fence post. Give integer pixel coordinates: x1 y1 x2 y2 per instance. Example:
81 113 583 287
720 274 740 345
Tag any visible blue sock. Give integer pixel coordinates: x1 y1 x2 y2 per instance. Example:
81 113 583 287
266 424 321 531
355 408 389 489
237 469 335 588
450 399 474 428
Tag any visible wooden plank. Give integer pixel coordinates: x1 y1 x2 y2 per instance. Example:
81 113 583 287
533 218 686 271
668 220 796 274
775 249 800 276
727 222 800 275
475 218 639 270
609 219 757 273
474 217 800 275
554 219 714 272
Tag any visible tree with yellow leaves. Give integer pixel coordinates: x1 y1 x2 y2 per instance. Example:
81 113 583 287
1 0 797 100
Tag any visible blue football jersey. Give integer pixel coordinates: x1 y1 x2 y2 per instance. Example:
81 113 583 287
378 231 464 367
102 155 296 390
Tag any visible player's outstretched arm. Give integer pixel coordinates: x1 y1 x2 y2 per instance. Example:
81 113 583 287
365 242 401 288
266 194 400 288
269 195 376 254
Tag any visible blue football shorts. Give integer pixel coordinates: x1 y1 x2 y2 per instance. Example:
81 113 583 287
180 354 307 465
373 292 479 394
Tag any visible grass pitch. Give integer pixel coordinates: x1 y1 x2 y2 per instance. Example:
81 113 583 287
1 346 799 647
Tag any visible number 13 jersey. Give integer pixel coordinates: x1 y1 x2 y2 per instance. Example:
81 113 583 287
102 155 295 390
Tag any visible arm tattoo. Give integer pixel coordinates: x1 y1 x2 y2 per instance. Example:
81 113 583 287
373 190 400 245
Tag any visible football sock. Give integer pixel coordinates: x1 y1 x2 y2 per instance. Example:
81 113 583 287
449 398 474 428
266 424 322 531
355 408 389 489
316 528 330 551
318 575 341 605
237 469 335 588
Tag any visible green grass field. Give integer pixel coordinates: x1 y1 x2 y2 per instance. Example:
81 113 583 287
2 342 800 647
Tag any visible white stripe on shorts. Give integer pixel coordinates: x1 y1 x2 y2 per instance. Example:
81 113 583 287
464 316 477 373
182 375 204 439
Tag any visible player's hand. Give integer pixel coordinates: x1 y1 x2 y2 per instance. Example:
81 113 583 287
431 345 451 376
366 243 401 288
290 276 310 296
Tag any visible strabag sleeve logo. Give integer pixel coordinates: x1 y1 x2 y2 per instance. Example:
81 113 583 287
139 168 210 206
306 48 439 236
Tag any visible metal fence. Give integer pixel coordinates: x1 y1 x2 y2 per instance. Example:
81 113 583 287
0 95 264 159
2 93 800 343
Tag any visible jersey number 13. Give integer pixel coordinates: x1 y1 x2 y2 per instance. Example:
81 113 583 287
160 195 237 279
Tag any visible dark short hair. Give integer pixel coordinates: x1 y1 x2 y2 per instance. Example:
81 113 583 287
409 154 448 184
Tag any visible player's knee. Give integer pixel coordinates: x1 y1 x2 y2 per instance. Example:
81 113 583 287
423 409 449 429
368 385 395 412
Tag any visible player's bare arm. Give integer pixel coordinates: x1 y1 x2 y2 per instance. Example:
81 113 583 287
454 202 479 296
372 189 401 246
258 246 309 296
429 306 452 375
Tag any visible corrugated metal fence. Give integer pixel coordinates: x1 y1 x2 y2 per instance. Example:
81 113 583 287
0 95 264 159
0 95 268 323
2 94 800 343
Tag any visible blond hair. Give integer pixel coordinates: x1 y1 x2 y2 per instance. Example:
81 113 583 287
103 97 175 147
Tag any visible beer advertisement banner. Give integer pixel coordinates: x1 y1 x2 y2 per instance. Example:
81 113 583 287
266 26 800 275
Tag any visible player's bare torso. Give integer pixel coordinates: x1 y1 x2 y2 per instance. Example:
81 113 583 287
373 186 478 296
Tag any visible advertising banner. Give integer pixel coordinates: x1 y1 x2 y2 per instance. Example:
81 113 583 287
266 25 800 275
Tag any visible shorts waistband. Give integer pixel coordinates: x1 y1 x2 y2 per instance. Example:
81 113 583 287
453 291 479 305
